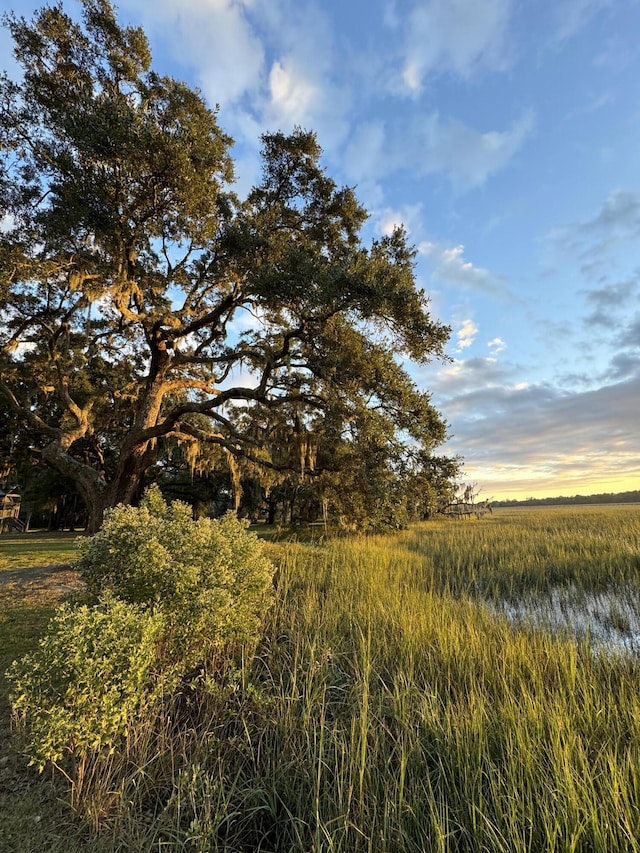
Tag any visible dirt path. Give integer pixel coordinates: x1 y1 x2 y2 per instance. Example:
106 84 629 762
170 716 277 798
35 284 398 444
0 563 83 595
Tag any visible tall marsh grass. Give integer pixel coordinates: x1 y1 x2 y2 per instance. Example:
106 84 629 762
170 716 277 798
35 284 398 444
15 506 640 851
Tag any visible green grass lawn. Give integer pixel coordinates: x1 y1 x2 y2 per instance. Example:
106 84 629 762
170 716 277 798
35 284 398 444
0 532 81 572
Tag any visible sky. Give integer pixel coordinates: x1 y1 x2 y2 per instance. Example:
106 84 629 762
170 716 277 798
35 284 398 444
1 0 639 500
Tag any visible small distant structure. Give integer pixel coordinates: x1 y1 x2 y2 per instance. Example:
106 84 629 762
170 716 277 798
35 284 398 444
0 487 25 533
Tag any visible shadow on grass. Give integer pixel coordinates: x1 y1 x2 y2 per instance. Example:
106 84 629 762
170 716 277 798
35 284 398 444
0 576 102 853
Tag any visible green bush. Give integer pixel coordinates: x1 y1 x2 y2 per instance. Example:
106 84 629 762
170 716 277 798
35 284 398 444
76 486 276 671
8 488 275 774
7 596 168 770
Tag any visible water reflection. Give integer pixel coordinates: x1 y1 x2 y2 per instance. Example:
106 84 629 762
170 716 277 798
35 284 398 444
487 585 640 654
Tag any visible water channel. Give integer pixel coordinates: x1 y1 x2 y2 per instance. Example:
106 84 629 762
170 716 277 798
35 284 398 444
487 584 640 654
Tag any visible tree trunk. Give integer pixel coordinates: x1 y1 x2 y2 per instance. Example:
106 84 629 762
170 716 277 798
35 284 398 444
266 492 277 525
40 427 163 532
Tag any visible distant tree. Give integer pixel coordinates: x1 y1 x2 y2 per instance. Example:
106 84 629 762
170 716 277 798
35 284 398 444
440 482 492 519
0 0 453 530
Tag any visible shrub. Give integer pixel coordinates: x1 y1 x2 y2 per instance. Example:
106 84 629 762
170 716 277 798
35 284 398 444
7 596 168 771
76 486 276 671
8 488 275 776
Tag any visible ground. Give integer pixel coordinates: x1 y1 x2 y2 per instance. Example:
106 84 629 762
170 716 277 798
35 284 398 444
0 538 101 852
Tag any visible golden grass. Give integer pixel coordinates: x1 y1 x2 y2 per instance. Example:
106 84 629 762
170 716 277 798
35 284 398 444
4 506 640 851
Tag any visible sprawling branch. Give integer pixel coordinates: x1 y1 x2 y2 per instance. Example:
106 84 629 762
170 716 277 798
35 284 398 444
0 2 453 530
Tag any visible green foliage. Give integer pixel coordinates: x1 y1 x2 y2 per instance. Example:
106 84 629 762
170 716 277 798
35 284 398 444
0 1 454 531
76 486 275 669
7 596 167 770
7 487 275 778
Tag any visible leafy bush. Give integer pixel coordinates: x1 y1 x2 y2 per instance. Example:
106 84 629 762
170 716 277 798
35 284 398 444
8 488 275 774
7 596 168 770
76 486 276 671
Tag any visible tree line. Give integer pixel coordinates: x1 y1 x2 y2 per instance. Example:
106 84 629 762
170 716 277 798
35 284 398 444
493 491 640 507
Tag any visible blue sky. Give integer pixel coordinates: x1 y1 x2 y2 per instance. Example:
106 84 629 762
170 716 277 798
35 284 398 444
2 0 639 499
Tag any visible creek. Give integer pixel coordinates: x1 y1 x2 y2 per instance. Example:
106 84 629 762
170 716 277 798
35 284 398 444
487 584 640 654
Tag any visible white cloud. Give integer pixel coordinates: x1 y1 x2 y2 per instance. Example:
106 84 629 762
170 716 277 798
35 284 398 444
119 0 265 108
267 59 317 124
455 319 479 351
0 213 16 233
399 0 513 93
373 204 424 237
416 110 534 189
258 55 350 149
117 0 529 196
419 240 509 297
119 0 355 174
552 0 613 44
488 337 507 354
247 0 352 149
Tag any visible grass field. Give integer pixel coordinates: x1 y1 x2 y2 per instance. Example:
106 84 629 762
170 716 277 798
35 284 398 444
0 534 103 853
0 532 80 572
1 505 640 851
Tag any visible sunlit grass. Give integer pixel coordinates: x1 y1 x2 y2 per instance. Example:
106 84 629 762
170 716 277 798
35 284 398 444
4 506 640 850
401 504 640 600
237 514 640 851
0 532 80 572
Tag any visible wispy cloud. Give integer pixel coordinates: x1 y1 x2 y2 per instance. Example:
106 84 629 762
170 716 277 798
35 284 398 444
565 90 614 121
454 319 479 352
412 110 535 189
419 240 509 297
120 0 265 108
345 109 533 191
551 190 640 260
551 0 613 44
398 0 513 93
488 337 507 354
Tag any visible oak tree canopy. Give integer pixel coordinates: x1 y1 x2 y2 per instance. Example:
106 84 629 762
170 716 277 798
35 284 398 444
0 0 454 530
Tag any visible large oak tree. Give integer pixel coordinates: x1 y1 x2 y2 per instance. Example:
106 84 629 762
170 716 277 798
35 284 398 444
0 0 453 530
